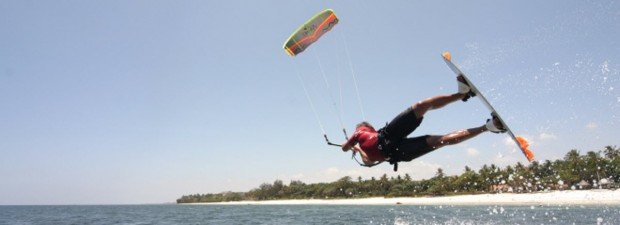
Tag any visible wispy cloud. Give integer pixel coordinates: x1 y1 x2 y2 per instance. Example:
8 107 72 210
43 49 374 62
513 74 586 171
586 122 598 130
504 137 514 146
539 133 557 141
466 148 480 157
492 154 523 167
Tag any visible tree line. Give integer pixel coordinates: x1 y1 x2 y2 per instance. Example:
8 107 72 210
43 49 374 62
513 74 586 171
177 146 620 203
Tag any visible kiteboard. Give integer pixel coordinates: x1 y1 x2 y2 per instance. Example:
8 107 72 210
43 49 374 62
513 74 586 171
441 51 535 162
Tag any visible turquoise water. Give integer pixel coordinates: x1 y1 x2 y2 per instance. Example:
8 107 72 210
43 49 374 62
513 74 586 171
0 204 618 224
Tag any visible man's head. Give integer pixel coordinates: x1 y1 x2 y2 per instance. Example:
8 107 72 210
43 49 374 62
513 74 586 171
356 121 375 130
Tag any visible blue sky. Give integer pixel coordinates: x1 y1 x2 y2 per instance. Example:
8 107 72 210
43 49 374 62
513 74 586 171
1 1 619 204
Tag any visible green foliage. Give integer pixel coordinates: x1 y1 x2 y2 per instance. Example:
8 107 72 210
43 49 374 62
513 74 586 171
177 146 620 203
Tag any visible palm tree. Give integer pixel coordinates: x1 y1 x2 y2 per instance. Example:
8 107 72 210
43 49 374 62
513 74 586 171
603 145 619 159
404 173 412 182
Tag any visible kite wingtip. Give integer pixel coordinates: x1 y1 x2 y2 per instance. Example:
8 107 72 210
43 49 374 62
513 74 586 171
284 48 296 57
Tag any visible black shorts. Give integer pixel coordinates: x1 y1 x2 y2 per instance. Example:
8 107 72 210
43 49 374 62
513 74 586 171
379 107 433 162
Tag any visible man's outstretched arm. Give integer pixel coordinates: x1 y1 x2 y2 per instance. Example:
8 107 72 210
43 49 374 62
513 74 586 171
341 136 356 152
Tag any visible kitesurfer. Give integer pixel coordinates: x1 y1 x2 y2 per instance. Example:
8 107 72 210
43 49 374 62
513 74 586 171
341 75 507 166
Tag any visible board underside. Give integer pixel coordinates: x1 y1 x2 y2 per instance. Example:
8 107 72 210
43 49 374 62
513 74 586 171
442 52 533 161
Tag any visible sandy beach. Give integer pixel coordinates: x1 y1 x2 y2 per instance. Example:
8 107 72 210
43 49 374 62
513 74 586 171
191 189 620 205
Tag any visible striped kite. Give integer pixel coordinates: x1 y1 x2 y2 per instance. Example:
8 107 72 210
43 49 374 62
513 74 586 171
283 9 339 57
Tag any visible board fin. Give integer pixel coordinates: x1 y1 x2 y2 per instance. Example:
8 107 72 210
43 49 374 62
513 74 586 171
516 136 535 161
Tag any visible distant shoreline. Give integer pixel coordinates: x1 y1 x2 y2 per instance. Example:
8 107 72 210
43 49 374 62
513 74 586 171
184 189 620 205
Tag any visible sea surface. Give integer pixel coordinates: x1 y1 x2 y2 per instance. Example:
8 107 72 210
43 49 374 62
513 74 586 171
0 204 618 225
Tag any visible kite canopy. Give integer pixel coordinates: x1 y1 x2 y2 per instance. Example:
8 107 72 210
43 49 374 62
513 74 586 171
283 9 339 57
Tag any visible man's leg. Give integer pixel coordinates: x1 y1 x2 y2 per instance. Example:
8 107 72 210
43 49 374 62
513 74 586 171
412 92 467 118
384 76 472 141
425 115 506 150
412 75 474 118
425 126 487 150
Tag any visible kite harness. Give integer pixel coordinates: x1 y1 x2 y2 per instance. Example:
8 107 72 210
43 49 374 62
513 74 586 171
376 127 400 172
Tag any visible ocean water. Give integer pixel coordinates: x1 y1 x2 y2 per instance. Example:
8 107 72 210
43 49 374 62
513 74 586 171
0 204 618 225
